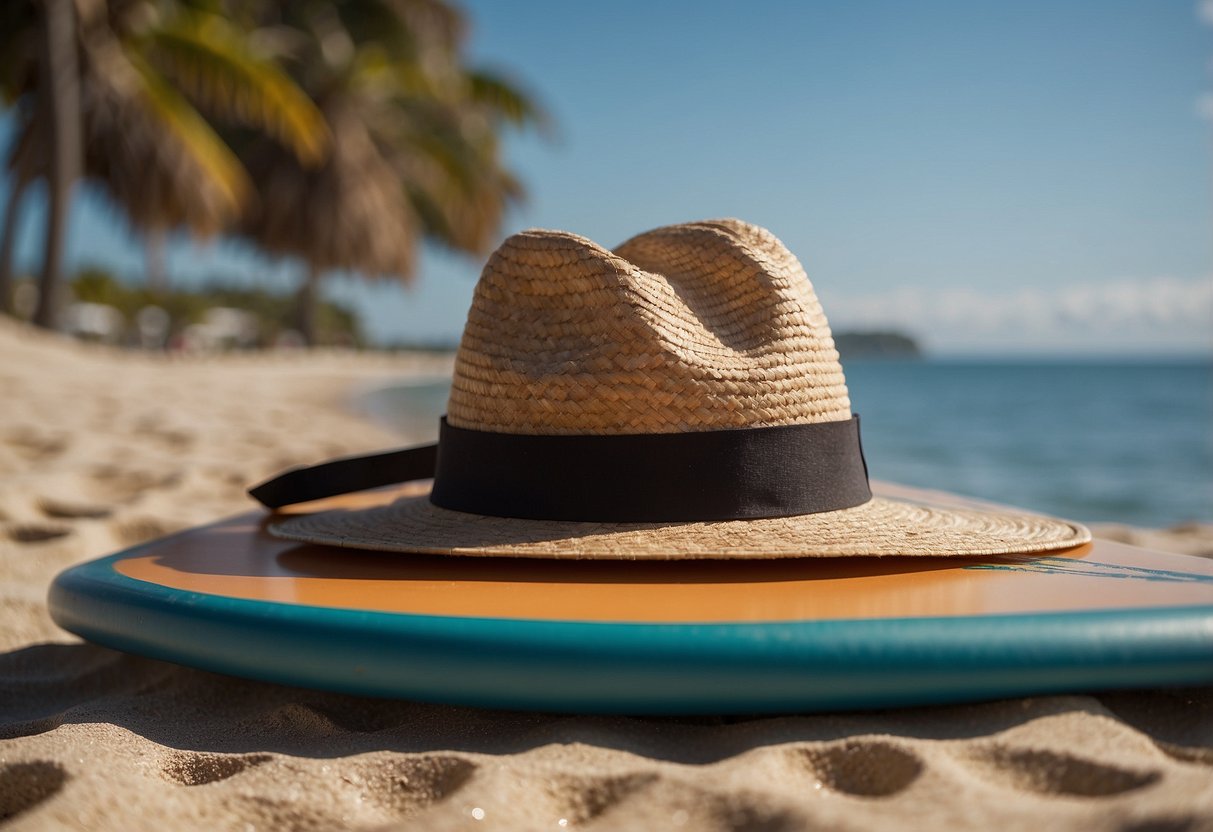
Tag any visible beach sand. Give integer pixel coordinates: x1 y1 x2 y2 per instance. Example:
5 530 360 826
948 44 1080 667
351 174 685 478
1 318 1211 831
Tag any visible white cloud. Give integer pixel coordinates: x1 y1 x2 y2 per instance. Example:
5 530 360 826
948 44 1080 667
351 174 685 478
1200 0 1213 26
1197 93 1213 121
824 276 1213 355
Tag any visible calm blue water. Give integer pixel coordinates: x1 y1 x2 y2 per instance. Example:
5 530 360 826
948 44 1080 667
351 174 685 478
365 361 1212 528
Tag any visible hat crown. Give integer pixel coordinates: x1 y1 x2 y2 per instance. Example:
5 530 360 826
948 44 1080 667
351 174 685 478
447 218 851 435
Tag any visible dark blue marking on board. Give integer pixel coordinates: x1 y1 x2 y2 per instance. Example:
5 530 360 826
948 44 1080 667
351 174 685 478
964 557 1213 584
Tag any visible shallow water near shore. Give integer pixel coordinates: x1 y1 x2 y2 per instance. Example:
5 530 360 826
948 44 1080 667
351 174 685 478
363 359 1212 528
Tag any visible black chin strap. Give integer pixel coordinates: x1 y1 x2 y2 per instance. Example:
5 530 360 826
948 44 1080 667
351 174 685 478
249 443 438 510
249 416 871 523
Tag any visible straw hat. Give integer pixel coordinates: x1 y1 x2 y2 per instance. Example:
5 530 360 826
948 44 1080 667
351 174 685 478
257 219 1090 559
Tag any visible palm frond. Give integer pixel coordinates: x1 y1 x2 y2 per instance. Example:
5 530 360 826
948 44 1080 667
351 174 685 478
140 9 330 166
240 105 418 282
232 0 545 278
467 69 550 134
124 50 251 222
334 0 466 63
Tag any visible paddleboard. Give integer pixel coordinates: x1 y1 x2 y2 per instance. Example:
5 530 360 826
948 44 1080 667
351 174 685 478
48 482 1213 713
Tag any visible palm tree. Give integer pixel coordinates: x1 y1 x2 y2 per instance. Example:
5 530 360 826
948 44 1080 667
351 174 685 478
0 0 330 325
0 0 37 307
237 0 548 345
0 107 35 315
33 0 81 329
0 0 80 324
2 0 545 342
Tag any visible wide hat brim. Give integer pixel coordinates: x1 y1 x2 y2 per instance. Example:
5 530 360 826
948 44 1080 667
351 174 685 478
267 487 1090 560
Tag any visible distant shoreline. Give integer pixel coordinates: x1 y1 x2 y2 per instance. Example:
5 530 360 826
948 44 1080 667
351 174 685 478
374 330 930 360
369 343 1212 366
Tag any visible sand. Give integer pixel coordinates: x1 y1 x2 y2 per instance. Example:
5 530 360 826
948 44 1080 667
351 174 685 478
1 317 1211 831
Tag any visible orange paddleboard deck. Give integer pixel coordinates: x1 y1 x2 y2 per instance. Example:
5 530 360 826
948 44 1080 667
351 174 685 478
49 483 1213 713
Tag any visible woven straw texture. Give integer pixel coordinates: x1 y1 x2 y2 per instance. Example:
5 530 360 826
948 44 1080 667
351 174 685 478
270 495 1090 559
271 219 1090 559
447 218 851 434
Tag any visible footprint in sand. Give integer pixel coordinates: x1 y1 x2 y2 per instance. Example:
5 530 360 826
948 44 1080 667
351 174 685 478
961 744 1161 797
87 466 179 503
3 430 69 463
39 497 114 520
160 752 274 786
561 776 804 831
1118 818 1205 832
0 761 69 822
547 771 660 825
5 523 72 543
146 427 195 451
790 738 925 798
357 755 479 815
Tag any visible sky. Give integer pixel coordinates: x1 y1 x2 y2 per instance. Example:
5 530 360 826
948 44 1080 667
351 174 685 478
3 0 1211 355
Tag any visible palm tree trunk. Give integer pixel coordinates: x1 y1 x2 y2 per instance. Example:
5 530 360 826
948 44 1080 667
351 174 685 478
145 228 169 296
0 176 30 316
32 0 81 330
296 262 321 346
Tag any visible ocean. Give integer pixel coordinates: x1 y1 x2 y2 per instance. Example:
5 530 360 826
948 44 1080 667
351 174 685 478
362 360 1212 529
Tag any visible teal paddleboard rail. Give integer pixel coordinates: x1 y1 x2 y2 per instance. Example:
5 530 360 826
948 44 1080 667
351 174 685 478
49 552 1213 714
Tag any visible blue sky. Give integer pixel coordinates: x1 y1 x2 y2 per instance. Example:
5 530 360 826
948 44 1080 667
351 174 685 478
4 0 1211 354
